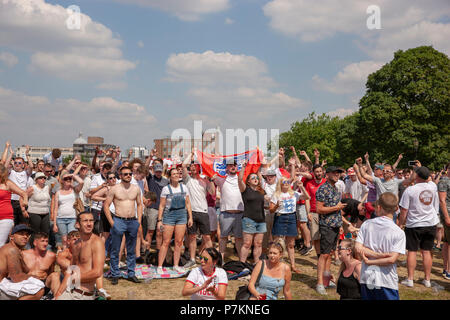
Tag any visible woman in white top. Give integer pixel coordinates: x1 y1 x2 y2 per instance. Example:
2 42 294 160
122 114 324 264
269 176 310 273
26 172 51 236
52 172 84 250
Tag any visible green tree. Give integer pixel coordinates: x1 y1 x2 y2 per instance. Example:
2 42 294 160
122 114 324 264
357 46 450 169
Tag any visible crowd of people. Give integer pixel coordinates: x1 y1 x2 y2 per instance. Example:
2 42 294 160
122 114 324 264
0 140 448 301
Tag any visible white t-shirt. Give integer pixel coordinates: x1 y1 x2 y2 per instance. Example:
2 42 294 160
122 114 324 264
185 175 208 213
8 170 30 201
90 173 106 211
185 267 228 300
399 181 440 228
270 191 302 214
356 216 406 290
336 180 345 197
344 179 368 202
160 183 190 210
261 180 277 215
215 175 244 212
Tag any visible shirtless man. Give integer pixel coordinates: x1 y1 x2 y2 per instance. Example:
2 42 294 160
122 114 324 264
54 212 105 300
0 225 45 300
104 166 143 285
22 232 58 296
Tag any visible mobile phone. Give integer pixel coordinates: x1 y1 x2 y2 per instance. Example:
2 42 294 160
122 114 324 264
408 160 417 166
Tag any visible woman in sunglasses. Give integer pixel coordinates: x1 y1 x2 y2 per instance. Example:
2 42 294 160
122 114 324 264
182 247 227 300
238 160 266 264
52 172 84 250
269 177 310 273
336 239 361 300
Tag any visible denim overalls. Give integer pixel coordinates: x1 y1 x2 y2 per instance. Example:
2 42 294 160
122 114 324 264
163 184 188 225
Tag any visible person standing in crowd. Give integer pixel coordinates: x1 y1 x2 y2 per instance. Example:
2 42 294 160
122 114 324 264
8 154 32 226
0 164 28 247
343 167 368 202
182 247 228 300
52 172 84 251
238 160 266 264
315 166 346 295
146 161 168 252
304 164 326 258
43 149 63 175
248 242 292 300
336 239 361 300
269 176 310 273
260 168 278 253
356 192 406 300
89 162 112 237
438 162 450 280
399 166 440 288
182 150 215 268
212 158 245 263
103 167 143 285
25 172 51 238
156 168 193 273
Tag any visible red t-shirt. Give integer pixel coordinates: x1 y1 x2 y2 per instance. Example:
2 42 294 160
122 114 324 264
0 190 13 220
304 178 326 213
295 176 309 205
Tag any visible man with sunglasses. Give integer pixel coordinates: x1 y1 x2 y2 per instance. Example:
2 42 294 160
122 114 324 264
212 158 244 262
104 166 143 285
89 162 113 235
9 157 33 226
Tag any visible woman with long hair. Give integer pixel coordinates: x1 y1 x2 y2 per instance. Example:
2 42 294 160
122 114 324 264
238 160 266 264
336 239 361 300
0 164 28 247
269 176 310 273
156 168 193 273
248 241 292 300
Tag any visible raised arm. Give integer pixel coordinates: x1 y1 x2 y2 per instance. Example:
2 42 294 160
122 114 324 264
313 149 320 166
25 145 33 176
182 151 193 181
1 141 10 165
91 147 99 173
299 150 312 164
364 152 373 176
238 160 247 193
289 146 301 167
353 160 367 185
392 153 403 171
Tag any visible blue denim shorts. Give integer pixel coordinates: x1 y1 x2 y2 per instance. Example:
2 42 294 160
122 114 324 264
163 208 187 226
56 218 77 236
272 213 298 237
242 217 267 234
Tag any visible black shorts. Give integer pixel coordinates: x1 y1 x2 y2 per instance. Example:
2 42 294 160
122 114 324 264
187 211 211 235
319 225 340 254
405 226 436 251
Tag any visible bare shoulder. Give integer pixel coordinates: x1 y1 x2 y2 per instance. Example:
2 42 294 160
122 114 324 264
46 251 57 259
89 234 104 248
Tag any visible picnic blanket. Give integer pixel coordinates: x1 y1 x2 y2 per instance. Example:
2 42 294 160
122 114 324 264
103 264 189 280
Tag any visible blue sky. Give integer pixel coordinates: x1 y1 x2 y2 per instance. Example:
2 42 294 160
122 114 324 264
0 0 449 153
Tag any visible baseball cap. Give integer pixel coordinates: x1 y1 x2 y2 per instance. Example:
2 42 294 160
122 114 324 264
154 163 163 172
415 166 430 180
326 166 345 173
374 164 384 170
11 224 33 235
263 169 276 176
347 168 356 176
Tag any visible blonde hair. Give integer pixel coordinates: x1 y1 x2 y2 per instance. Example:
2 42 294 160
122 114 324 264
274 177 294 198
338 239 359 274
0 164 8 185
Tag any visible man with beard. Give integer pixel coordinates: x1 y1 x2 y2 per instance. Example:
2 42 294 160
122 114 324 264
304 164 327 257
55 211 105 300
0 224 45 300
315 166 347 295
104 166 143 285
212 158 244 262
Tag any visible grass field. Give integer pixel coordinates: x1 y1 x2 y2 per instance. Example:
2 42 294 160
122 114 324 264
102 243 450 300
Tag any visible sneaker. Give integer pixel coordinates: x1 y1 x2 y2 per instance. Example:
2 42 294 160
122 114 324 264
444 271 450 280
119 261 127 268
326 281 337 288
300 246 313 256
174 266 186 273
422 279 431 288
98 288 112 300
156 267 164 274
183 260 196 268
316 284 327 295
401 279 414 287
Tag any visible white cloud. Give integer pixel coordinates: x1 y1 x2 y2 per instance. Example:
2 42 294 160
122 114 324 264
0 52 18 68
0 0 135 81
0 86 157 147
225 18 234 25
166 51 276 87
96 81 128 90
137 40 145 48
327 107 358 118
312 60 383 94
111 0 230 21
